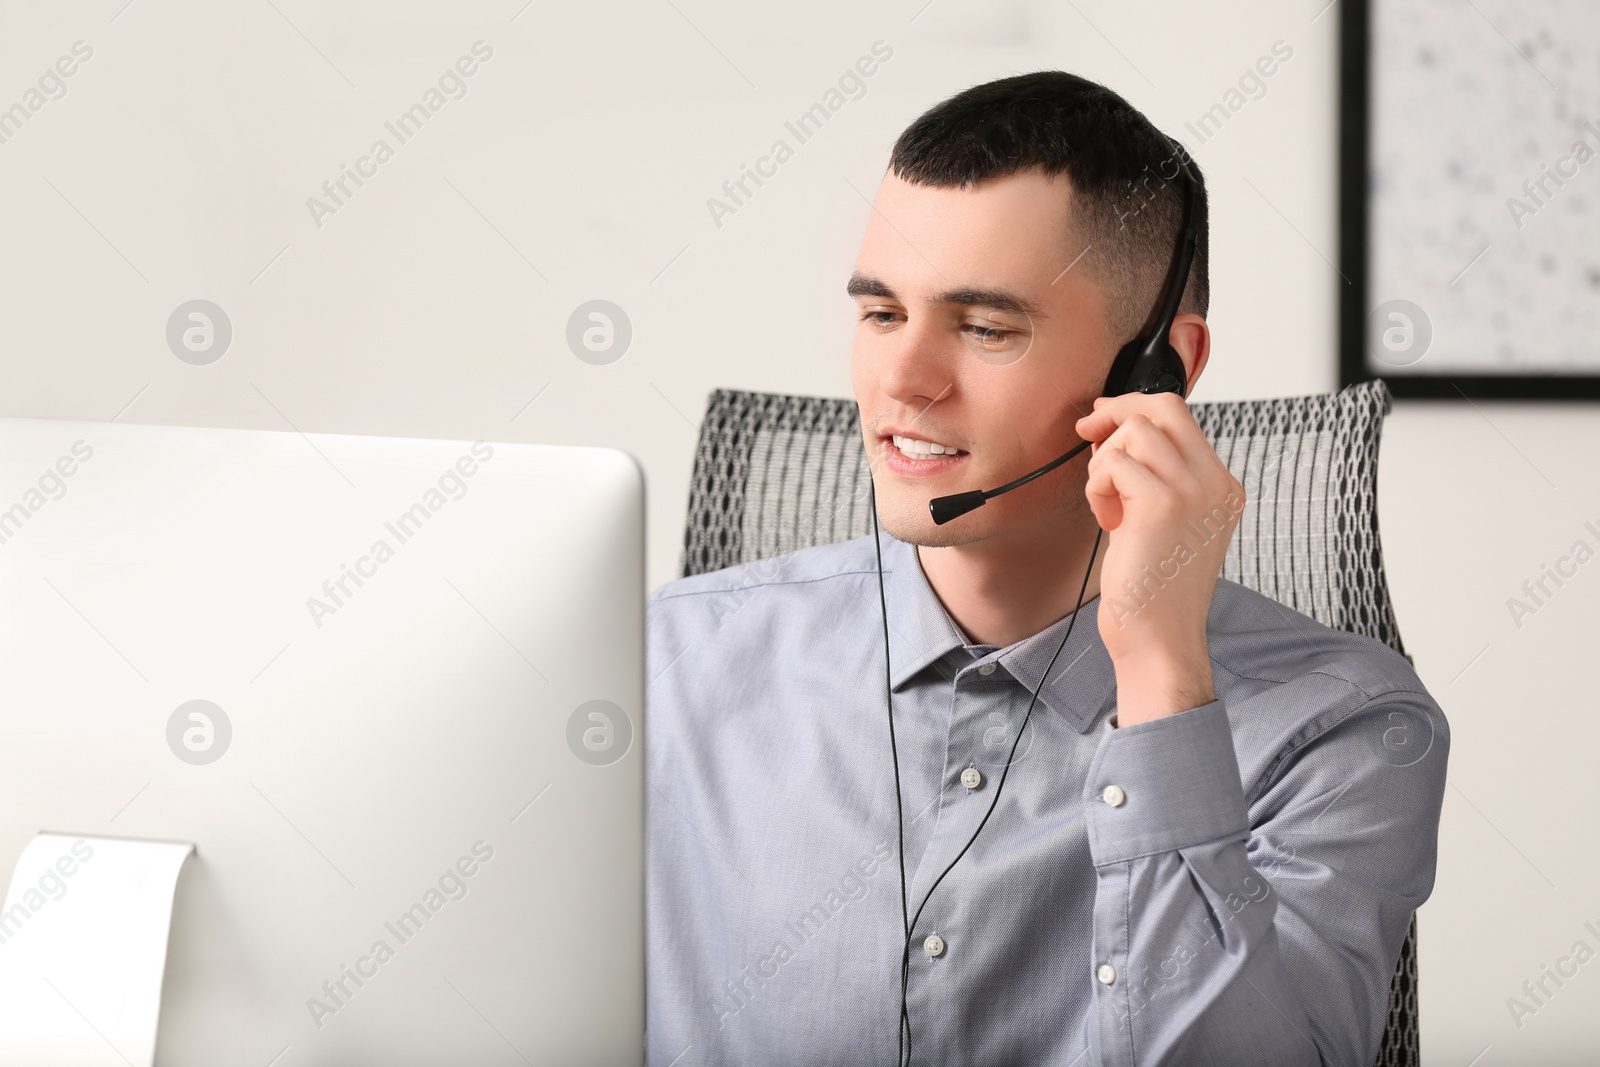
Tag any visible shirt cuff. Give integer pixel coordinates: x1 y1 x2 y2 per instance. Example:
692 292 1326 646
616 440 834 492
1083 700 1248 865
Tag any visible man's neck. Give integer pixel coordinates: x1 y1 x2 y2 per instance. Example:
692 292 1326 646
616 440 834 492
915 509 1105 649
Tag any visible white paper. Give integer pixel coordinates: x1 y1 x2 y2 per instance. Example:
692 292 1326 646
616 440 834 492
0 833 194 1067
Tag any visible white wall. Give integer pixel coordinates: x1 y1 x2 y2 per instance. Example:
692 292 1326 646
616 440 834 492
2 0 1595 1060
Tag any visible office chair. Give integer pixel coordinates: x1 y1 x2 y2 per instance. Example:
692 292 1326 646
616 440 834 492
679 378 1420 1067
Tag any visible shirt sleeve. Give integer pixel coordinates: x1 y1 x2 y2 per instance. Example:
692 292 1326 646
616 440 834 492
1080 688 1447 1066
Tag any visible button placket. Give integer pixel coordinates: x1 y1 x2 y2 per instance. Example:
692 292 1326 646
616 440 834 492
912 648 1004 909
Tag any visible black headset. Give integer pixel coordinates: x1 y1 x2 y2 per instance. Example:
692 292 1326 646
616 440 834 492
867 135 1202 1067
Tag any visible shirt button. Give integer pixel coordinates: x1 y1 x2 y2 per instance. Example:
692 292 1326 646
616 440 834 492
1102 784 1126 808
960 767 983 790
977 662 997 676
1097 963 1117 985
924 934 946 958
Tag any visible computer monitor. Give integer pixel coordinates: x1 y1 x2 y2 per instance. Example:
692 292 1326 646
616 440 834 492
0 417 644 1066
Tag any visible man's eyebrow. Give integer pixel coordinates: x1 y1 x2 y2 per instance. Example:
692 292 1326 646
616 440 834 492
846 272 1043 317
846 272 895 299
932 286 1043 317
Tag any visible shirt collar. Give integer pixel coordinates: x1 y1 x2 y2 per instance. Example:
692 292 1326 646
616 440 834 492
870 529 1117 734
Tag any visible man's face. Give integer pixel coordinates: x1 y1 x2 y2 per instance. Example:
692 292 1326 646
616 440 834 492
849 168 1116 548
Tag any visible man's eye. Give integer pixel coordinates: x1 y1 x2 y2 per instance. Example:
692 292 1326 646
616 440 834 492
859 310 900 326
964 323 1012 344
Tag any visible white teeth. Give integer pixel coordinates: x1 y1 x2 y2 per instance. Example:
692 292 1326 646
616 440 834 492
893 434 966 458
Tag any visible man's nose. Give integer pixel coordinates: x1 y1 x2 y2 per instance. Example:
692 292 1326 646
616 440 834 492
878 318 957 410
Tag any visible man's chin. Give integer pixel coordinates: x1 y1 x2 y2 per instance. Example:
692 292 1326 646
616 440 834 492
874 492 988 549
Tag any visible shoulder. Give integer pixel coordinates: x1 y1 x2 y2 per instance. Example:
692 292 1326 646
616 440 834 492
645 535 886 741
1204 579 1449 792
1206 579 1425 701
645 534 885 676
649 534 883 610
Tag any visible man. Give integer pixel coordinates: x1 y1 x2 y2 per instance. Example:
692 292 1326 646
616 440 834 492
646 71 1447 1066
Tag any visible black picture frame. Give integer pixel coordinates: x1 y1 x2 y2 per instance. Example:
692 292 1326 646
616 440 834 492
1337 0 1600 400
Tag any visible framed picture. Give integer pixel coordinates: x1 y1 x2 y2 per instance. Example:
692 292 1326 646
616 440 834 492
1339 0 1600 399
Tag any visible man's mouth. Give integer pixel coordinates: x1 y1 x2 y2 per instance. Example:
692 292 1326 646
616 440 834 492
888 433 968 459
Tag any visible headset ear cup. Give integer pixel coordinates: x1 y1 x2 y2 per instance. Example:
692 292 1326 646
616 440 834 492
1141 340 1188 397
1101 338 1188 398
1101 338 1145 397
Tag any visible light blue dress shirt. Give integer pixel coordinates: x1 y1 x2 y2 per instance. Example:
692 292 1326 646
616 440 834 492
646 529 1448 1066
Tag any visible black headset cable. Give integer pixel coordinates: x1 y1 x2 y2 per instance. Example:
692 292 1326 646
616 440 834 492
869 476 1103 1066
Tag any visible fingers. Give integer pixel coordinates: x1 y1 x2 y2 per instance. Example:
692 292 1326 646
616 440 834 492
1076 390 1246 534
1075 391 1213 467
1086 412 1194 498
1083 442 1147 532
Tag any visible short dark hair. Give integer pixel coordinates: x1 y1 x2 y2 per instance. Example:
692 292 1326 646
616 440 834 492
888 71 1209 345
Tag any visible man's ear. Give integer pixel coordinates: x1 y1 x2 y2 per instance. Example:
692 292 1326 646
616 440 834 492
1170 314 1210 394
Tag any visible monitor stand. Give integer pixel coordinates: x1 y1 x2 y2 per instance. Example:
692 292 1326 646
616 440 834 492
0 833 194 1067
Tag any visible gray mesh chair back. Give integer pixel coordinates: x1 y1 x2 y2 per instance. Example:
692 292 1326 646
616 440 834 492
678 378 1418 1066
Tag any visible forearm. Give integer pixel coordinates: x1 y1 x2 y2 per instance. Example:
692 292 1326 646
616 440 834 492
1084 702 1329 1066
